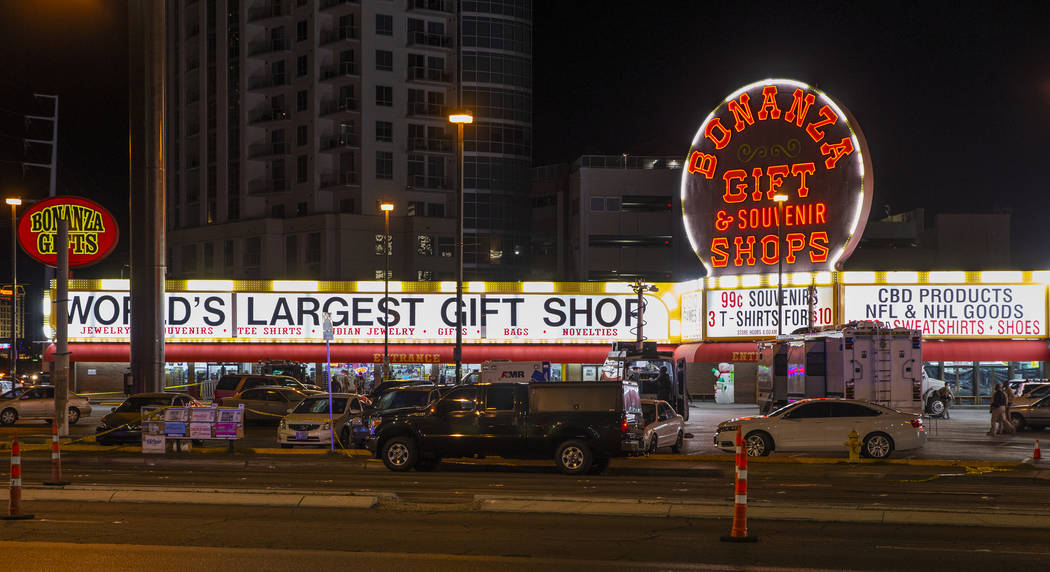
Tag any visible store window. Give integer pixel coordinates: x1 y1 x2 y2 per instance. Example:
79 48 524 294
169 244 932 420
941 362 974 403
979 362 1009 399
1012 361 1045 379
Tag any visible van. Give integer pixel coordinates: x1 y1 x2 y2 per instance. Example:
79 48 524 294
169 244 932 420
213 374 322 403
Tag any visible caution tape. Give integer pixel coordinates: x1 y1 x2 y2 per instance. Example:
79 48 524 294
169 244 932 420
162 382 205 390
63 406 175 446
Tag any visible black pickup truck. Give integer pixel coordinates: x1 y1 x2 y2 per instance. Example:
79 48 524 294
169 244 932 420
365 381 645 475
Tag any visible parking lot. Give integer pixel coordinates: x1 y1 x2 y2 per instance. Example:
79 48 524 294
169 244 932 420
0 398 1042 463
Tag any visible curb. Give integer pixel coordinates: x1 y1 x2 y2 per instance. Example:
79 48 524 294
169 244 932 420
473 494 1050 529
633 453 1033 469
1 486 382 509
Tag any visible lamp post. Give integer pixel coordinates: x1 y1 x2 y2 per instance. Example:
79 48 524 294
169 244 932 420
379 201 394 380
5 198 20 381
449 111 472 385
773 193 789 336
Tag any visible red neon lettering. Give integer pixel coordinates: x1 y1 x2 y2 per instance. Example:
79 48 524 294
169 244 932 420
727 93 754 132
733 235 757 266
784 232 806 263
750 167 765 202
766 164 789 199
688 151 717 178
816 202 826 224
757 85 781 120
711 238 730 268
805 105 837 142
820 136 855 169
759 234 778 265
783 88 815 127
705 118 732 149
791 163 816 197
722 169 748 203
714 210 733 232
809 232 829 263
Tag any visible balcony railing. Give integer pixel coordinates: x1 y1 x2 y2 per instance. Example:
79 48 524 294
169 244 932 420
247 73 287 91
320 62 359 81
408 0 454 14
407 32 453 49
248 178 289 195
406 66 451 83
247 38 291 57
408 137 453 153
406 101 447 118
320 0 359 10
248 142 289 159
249 107 290 124
320 97 360 116
408 174 452 191
319 170 360 188
247 2 285 23
320 26 360 45
320 133 361 151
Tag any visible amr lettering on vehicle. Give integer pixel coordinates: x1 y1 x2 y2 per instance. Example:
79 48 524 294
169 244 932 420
17 196 120 268
681 79 873 276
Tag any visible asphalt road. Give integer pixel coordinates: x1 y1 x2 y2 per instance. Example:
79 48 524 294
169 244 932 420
2 500 1048 571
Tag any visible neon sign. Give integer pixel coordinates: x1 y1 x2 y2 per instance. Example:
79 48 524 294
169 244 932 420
681 79 873 276
17 196 120 268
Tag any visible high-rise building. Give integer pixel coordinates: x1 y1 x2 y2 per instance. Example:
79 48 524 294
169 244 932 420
166 0 532 281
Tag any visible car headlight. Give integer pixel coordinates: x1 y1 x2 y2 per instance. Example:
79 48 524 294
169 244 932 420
279 419 287 429
322 422 330 431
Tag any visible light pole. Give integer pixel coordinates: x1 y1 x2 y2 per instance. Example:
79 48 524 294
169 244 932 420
773 193 789 336
379 201 394 380
5 198 20 381
449 111 472 385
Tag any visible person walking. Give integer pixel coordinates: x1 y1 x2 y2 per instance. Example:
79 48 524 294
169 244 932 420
1005 383 1016 416
988 384 1013 435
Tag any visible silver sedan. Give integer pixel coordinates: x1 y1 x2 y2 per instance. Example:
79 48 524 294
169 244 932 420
0 385 93 425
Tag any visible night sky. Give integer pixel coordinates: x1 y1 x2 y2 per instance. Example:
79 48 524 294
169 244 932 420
1 0 1049 281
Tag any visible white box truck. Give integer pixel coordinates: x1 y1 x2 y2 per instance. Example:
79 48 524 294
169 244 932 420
757 322 945 415
462 361 551 384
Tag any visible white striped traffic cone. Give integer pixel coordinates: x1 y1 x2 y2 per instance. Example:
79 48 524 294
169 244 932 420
721 428 757 542
3 436 34 520
43 419 70 486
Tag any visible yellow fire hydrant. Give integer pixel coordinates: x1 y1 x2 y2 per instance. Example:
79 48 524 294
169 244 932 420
845 429 861 463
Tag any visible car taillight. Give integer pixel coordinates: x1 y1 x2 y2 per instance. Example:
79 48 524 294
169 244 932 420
910 418 923 429
621 415 629 434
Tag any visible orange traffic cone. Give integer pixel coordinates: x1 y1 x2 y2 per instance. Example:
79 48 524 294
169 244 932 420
720 428 757 542
43 419 70 486
1034 440 1041 461
2 436 34 520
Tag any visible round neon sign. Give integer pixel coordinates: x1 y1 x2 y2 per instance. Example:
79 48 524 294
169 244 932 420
17 196 120 268
681 79 873 276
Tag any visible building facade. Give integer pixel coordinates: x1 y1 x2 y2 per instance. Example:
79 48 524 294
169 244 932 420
165 0 532 282
531 155 700 282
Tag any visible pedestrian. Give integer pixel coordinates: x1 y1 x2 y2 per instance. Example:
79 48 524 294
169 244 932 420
1005 383 1016 416
655 366 672 403
988 384 1013 435
937 386 952 420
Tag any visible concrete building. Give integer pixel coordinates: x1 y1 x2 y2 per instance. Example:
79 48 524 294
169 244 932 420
165 0 532 282
531 155 700 282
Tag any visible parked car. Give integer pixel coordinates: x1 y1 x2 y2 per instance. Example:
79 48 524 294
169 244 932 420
212 374 322 404
369 385 448 412
713 398 926 459
220 386 315 422
278 393 370 448
96 392 202 445
367 381 645 475
368 379 434 400
1012 383 1050 407
642 399 685 453
0 378 13 394
1008 395 1050 432
0 385 92 426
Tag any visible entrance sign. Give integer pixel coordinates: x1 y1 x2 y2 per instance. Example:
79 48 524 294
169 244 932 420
17 196 120 268
843 285 1046 338
705 286 834 338
681 79 873 276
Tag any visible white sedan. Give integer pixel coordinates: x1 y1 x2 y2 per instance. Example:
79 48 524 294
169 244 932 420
714 398 926 459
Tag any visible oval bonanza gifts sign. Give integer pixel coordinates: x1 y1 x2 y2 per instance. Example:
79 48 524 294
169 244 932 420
681 79 873 276
17 196 120 268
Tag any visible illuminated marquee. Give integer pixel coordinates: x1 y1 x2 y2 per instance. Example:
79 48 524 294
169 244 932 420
681 79 873 276
17 196 120 268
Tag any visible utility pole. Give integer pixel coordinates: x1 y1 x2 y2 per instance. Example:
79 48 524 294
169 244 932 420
128 1 167 393
23 94 59 198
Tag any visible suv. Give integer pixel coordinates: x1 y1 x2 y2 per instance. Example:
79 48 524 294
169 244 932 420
367 381 645 475
213 374 322 404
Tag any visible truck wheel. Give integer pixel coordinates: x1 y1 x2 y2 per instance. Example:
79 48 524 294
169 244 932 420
555 439 593 475
1011 414 1026 432
588 456 610 475
926 397 946 417
744 431 772 456
68 407 81 425
381 436 418 472
671 431 684 454
861 432 894 459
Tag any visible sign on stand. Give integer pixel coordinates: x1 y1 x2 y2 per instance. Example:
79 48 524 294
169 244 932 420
141 404 244 453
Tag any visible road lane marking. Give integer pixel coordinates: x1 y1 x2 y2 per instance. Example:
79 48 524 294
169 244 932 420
877 545 1050 556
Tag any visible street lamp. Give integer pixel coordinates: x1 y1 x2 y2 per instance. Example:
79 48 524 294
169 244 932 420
773 193 789 336
5 198 21 382
379 201 394 380
449 111 472 385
